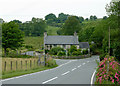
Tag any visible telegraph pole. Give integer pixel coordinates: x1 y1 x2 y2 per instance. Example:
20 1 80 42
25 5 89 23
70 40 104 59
107 26 110 80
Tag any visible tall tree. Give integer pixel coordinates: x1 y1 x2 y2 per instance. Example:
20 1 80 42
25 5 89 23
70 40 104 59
63 16 81 35
2 21 24 56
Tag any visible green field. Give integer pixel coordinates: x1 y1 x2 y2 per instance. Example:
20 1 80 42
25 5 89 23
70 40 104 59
24 36 44 49
24 26 61 49
45 26 61 35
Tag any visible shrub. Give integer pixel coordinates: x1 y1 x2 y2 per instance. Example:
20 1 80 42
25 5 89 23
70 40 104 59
45 49 49 54
8 54 33 58
72 51 79 56
49 47 64 55
46 57 58 67
95 56 120 85
83 49 88 54
57 51 66 56
69 45 77 53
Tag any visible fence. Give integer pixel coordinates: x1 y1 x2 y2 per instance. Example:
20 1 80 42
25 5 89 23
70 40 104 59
2 58 43 73
2 54 51 73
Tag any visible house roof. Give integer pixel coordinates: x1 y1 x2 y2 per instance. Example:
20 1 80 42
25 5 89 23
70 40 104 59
44 36 79 45
79 42 90 48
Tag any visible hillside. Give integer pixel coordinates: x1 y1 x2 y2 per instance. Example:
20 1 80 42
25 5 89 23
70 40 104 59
24 26 61 49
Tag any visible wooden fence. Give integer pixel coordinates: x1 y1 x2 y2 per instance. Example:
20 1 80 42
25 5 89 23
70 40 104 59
2 58 45 73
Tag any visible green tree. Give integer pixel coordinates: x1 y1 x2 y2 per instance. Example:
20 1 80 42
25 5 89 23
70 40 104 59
63 16 81 35
2 21 24 56
58 13 69 23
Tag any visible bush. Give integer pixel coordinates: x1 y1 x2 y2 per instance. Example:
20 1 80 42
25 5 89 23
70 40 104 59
8 54 33 58
69 45 77 54
49 47 64 55
83 49 88 54
46 57 58 67
45 49 49 54
72 51 79 56
95 56 120 85
57 51 66 56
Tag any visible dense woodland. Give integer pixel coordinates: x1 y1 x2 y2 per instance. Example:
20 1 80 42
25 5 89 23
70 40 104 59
1 0 120 61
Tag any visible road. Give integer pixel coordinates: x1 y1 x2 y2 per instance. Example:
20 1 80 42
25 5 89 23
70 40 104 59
2 56 99 84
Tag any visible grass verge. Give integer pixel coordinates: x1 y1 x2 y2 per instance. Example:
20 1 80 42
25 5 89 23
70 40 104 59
2 66 57 79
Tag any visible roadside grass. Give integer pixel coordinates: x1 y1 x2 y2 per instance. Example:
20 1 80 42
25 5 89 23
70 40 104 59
2 66 54 79
2 57 58 79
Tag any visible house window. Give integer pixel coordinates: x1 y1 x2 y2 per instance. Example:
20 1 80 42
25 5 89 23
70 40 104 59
50 45 52 49
54 44 57 47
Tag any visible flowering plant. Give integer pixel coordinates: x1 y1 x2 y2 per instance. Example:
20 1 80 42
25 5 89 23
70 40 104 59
96 56 120 84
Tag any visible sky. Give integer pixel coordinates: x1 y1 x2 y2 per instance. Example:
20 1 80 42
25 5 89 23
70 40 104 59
0 0 111 22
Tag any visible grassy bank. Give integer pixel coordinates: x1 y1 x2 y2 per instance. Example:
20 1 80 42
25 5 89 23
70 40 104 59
2 57 58 79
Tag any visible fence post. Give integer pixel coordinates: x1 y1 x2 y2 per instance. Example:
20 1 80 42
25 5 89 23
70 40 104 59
26 61 27 70
21 61 22 69
30 60 32 68
4 61 6 71
34 60 35 67
11 61 12 71
16 61 17 70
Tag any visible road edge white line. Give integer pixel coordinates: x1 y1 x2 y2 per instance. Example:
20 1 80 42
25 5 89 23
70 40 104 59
42 77 58 84
2 60 73 82
91 70 96 86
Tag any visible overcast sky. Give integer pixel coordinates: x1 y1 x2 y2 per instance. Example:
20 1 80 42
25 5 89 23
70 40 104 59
0 0 111 22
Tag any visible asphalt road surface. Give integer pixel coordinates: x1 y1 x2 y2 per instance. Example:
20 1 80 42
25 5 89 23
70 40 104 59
2 56 99 84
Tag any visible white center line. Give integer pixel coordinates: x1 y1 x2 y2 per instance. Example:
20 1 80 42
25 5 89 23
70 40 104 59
71 68 77 71
61 71 70 76
42 77 58 84
78 65 81 68
82 63 85 65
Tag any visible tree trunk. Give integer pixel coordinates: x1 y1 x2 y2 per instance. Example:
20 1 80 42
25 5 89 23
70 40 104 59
4 48 7 57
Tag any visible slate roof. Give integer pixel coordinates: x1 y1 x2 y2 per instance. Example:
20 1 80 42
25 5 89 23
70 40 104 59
79 42 90 48
44 36 79 45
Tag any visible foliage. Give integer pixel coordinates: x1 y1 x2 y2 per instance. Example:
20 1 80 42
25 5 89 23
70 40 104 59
46 57 58 67
19 17 47 36
62 16 82 35
82 49 88 55
69 45 77 55
95 56 120 85
72 51 79 56
49 47 64 55
57 51 66 56
90 44 97 55
90 15 97 20
2 21 24 56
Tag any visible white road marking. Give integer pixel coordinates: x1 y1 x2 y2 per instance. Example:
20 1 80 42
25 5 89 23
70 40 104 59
2 60 73 82
71 68 77 71
91 70 96 85
42 77 58 84
78 65 81 68
61 71 70 76
82 63 85 65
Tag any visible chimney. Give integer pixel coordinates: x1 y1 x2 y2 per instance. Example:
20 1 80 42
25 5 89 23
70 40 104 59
44 32 47 38
74 32 77 36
